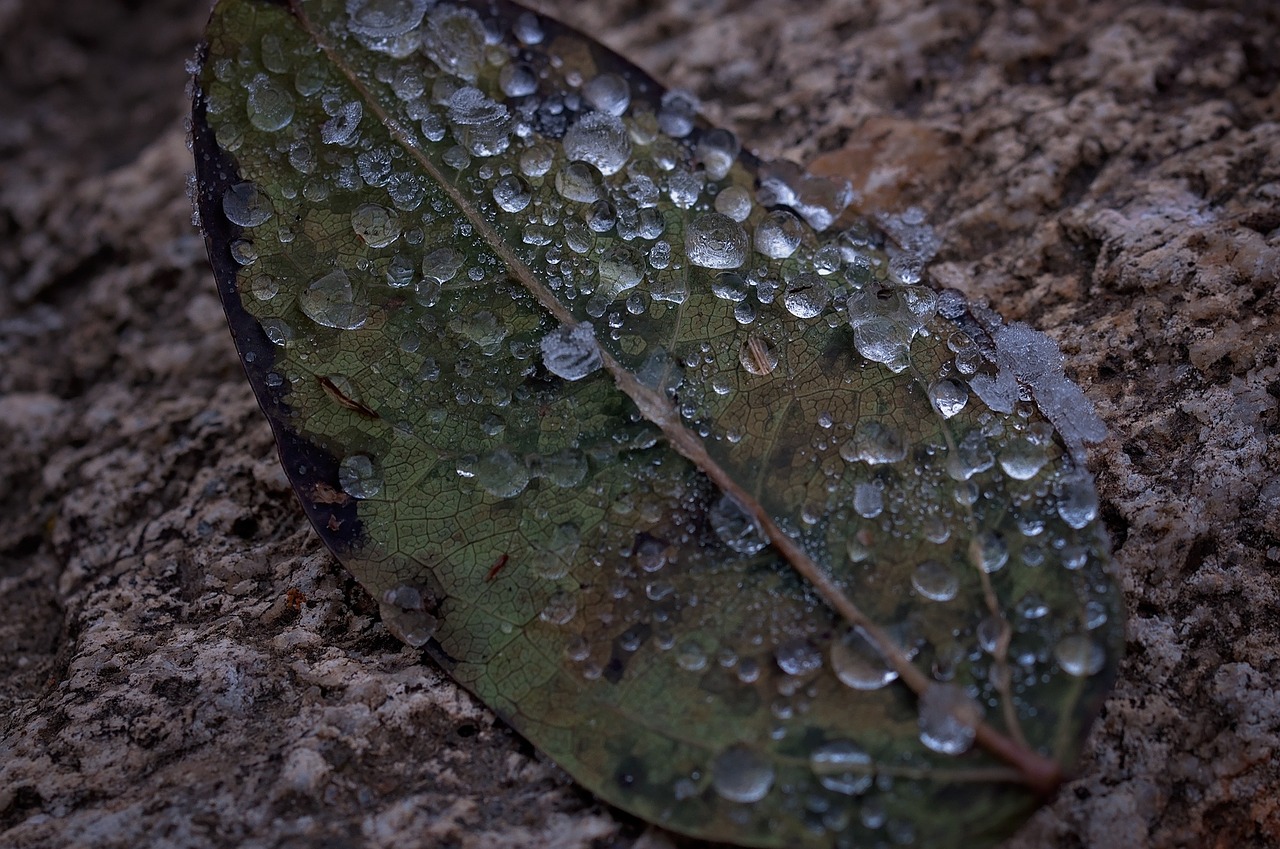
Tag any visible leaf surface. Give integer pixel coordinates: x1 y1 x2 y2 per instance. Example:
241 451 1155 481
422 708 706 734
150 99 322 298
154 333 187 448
191 2 1124 846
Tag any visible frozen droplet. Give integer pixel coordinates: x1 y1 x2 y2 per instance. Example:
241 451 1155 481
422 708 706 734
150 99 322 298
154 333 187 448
775 639 823 676
247 74 294 132
539 589 577 625
667 170 703 208
696 128 740 180
492 174 531 213
421 5 485 82
970 531 1009 574
929 379 968 419
911 560 958 602
230 239 258 266
783 273 830 319
541 322 603 381
999 434 1049 480
1056 470 1099 529
321 101 362 146
754 210 804 259
519 143 554 178
852 317 910 372
712 272 749 302
840 421 907 465
686 212 748 270
582 73 631 116
1055 635 1105 677
446 87 511 156
946 429 994 482
555 161 605 203
222 182 273 228
709 494 767 555
739 335 779 377
809 740 873 796
711 745 774 803
853 482 883 519
346 0 427 38
658 90 699 138
299 269 367 330
474 449 530 498
338 454 383 499
350 203 401 248
918 683 982 755
498 62 538 98
830 628 897 690
563 112 631 176
714 185 753 222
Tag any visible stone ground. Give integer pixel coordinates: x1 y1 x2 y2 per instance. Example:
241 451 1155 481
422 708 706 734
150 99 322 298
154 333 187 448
1 0 1278 847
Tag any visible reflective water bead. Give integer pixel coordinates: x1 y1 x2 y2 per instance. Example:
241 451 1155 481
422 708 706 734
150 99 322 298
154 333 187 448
658 89 699 138
739 335 779 376
541 322 603 381
299 269 368 330
1055 635 1105 677
686 212 748 270
246 74 294 132
498 62 538 98
809 740 873 796
346 0 428 38
754 209 804 259
711 745 774 803
222 182 274 227
491 174 532 212
696 128 740 180
582 72 630 116
917 683 982 755
928 379 968 418
563 112 631 176
474 448 530 498
782 273 830 319
830 628 897 690
321 100 362 145
714 185 753 222
911 560 959 602
338 454 383 499
350 203 401 248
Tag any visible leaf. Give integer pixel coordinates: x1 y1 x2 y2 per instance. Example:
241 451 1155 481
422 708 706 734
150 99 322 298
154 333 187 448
190 1 1124 846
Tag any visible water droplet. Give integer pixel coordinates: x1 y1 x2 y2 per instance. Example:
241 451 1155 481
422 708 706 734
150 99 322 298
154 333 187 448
739 335 779 377
850 316 910 372
782 273 830 319
709 494 767 555
917 683 983 755
222 182 274 228
555 161 605 203
911 560 958 602
519 143 554 178
711 745 774 803
492 174 532 213
539 448 588 488
686 212 748 270
300 269 368 330
474 448 530 498
830 628 896 690
1055 635 1105 677
347 0 427 37
582 72 630 116
498 62 538 98
714 185 753 222
809 740 873 796
563 112 631 176
970 531 1008 574
421 5 485 82
712 272 749 302
676 641 708 672
339 454 383 499
754 210 803 259
350 203 401 248
999 434 1049 480
840 421 907 465
541 322 603 381
247 74 294 132
658 89 699 138
775 639 823 676
853 482 883 519
667 170 703 209
1056 470 1099 529
321 100 362 146
540 589 577 625
446 87 511 156
696 128 740 180
929 379 968 419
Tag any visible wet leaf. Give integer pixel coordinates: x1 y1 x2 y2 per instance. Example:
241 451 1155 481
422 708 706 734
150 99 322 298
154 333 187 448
191 2 1124 846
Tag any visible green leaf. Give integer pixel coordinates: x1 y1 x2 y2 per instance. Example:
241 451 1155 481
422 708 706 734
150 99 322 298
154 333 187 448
190 2 1124 846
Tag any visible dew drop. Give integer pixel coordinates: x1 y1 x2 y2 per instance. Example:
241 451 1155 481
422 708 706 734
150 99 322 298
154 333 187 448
563 112 632 176
519 143 554 178
247 74 295 132
782 273 830 319
346 0 427 38
696 128 740 180
582 72 630 116
775 639 823 676
738 335 779 376
541 322 603 381
300 269 368 330
929 379 968 419
830 628 897 690
1056 470 1099 529
321 100 362 145
840 421 907 465
809 740 873 796
338 454 383 499
492 174 532 212
222 182 274 228
686 212 748 270
555 161 605 203
474 448 530 499
350 203 402 248
917 683 982 755
711 745 774 803
421 5 486 82
755 210 804 259
709 494 767 555
658 90 699 139
539 589 578 625
676 641 708 672
911 560 958 602
852 482 883 519
999 434 1049 480
1055 635 1105 677
498 62 538 98
712 272 749 303
970 531 1009 574
714 185 753 222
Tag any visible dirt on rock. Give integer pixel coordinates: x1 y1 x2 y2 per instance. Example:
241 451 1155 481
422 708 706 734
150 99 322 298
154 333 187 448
2 1 1277 848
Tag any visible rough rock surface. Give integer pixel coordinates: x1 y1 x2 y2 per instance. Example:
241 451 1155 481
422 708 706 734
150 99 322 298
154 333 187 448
2 1 1277 847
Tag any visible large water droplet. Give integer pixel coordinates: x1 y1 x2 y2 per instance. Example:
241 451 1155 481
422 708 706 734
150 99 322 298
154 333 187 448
714 185 753 222
346 0 428 38
1055 635 1105 677
321 101 362 145
739 335 779 377
539 589 578 625
911 560 958 602
852 482 883 519
563 112 631 176
711 745 774 803
350 203 401 248
583 72 631 116
755 210 803 259
247 74 294 132
498 62 538 98
222 182 274 228
1056 470 1099 529
447 87 511 156
658 90 699 138
300 269 368 330
775 639 823 676
917 684 982 755
555 161 605 203
929 379 968 419
999 433 1049 480
809 740 873 796
541 322 603 381
696 128 740 180
970 531 1009 574
830 628 897 690
783 273 830 319
840 421 907 465
686 212 748 269
421 5 485 82
339 454 383 499
492 174 531 213
475 449 530 498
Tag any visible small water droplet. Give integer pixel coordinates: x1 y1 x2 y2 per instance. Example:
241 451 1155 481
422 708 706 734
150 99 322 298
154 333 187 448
222 182 274 227
563 112 631 176
582 72 631 116
714 185 753 222
555 160 605 203
491 174 532 213
339 454 383 499
540 589 577 625
498 62 538 98
775 639 823 676
350 203 401 248
1056 470 1099 529
830 628 896 690
853 482 883 519
782 273 830 319
929 379 968 419
676 641 708 672
911 560 958 601
474 448 530 498
300 269 368 330
541 322 603 381
738 335 779 377
711 745 774 803
347 0 428 38
970 531 1009 574
321 100 362 145
809 740 873 796
247 74 294 132
709 494 767 554
658 89 699 138
918 683 983 755
755 210 804 259
1055 635 1105 676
